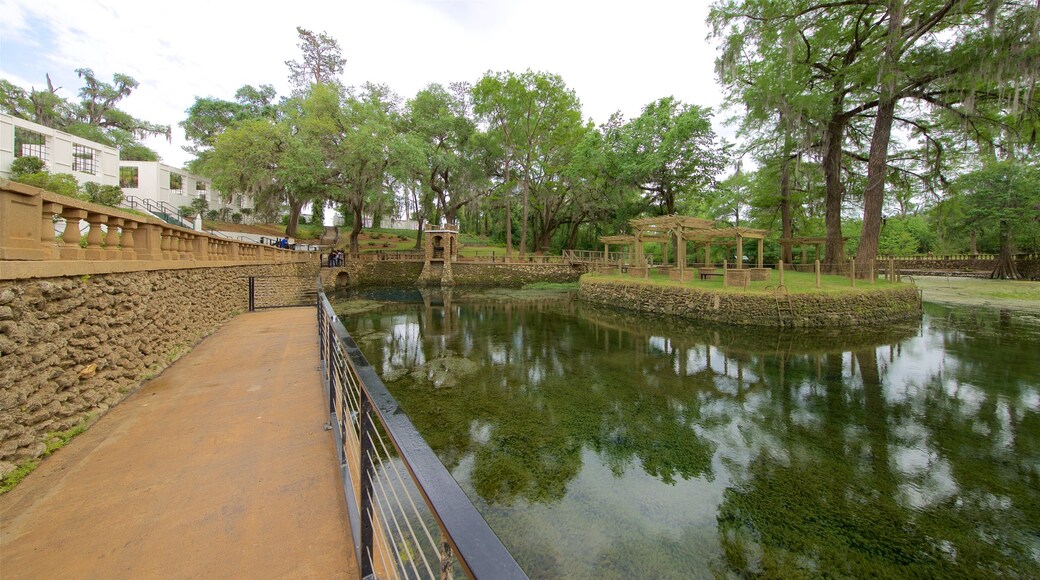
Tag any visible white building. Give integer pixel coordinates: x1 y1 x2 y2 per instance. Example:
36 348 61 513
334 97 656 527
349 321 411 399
0 113 119 186
118 161 252 215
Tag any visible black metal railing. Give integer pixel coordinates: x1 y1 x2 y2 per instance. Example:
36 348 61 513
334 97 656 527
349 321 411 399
317 288 526 580
122 195 193 229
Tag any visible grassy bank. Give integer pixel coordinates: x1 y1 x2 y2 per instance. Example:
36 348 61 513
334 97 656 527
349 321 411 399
913 276 1040 315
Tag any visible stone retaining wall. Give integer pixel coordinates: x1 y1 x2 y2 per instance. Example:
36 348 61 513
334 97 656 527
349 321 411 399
885 256 1040 280
321 261 589 289
578 276 921 328
0 262 317 476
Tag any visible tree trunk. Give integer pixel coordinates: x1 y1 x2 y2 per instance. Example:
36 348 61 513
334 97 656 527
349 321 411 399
822 114 846 273
991 220 1021 279
856 97 896 277
414 222 424 251
504 151 513 259
519 172 530 257
969 228 977 255
350 203 363 256
780 153 794 264
856 0 902 278
565 220 581 250
286 196 304 238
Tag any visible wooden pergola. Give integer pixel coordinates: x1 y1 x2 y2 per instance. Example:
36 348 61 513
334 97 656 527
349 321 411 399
777 236 849 264
599 234 636 265
628 215 715 272
685 226 769 269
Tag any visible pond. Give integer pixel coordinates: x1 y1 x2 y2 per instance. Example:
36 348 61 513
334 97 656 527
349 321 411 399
335 287 1040 579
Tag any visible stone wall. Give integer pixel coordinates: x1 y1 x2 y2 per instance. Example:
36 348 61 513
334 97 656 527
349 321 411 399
883 255 1040 280
321 261 589 289
0 262 317 476
578 276 921 328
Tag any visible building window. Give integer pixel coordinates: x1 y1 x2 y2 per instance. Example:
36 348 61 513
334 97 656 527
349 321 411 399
72 144 98 174
196 181 207 192
170 173 183 194
15 127 48 161
119 166 139 188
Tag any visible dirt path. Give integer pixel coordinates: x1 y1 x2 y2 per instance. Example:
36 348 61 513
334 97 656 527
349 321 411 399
913 276 1040 316
0 308 356 578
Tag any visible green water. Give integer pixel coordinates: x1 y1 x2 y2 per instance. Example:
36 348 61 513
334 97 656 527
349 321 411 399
336 288 1040 579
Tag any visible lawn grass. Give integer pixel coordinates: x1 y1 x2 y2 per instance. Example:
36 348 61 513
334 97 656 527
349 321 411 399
585 269 911 295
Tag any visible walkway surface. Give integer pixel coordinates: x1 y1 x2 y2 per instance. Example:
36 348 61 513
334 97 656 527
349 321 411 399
1 308 356 578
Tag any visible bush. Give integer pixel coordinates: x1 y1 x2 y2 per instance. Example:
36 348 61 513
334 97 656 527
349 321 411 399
231 212 242 224
82 182 124 207
14 172 81 197
205 209 220 221
9 156 45 178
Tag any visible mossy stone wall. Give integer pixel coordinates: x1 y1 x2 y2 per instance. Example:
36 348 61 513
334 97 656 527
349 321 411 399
578 276 921 328
0 262 317 476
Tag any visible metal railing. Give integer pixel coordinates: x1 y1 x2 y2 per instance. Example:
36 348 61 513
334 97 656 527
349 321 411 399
122 195 193 229
317 289 526 580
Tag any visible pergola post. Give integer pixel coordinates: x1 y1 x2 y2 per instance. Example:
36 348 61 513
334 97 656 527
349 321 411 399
736 235 744 269
677 235 686 276
704 242 711 266
757 238 764 268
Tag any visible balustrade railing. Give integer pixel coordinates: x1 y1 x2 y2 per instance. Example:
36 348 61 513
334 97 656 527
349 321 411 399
317 290 526 580
1 180 308 264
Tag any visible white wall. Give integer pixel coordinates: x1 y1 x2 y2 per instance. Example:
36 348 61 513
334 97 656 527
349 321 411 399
119 161 252 213
0 114 118 187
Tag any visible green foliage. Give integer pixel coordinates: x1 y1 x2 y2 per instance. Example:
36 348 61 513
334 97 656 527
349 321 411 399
189 196 209 218
205 209 220 221
9 155 46 177
13 171 80 197
955 159 1040 255
231 212 242 224
1 70 167 158
81 181 124 206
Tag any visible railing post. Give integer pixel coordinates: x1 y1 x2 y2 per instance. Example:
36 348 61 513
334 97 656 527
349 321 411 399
358 390 376 579
248 277 255 312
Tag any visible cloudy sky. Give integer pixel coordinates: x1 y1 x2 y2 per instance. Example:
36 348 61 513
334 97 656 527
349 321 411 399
1 0 727 169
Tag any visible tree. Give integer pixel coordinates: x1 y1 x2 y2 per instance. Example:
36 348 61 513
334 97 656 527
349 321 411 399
285 27 346 92
180 84 278 156
81 182 124 206
1 69 170 160
609 97 725 216
301 83 400 255
407 83 488 225
954 159 1040 279
473 70 584 256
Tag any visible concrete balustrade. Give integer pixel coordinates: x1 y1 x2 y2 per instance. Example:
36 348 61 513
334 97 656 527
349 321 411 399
1 180 314 280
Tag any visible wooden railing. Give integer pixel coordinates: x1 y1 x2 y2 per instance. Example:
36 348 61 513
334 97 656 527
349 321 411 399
1 180 309 267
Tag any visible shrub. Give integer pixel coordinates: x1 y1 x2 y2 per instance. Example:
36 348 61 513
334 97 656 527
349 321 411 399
82 182 124 207
205 209 220 221
231 212 242 224
9 156 45 178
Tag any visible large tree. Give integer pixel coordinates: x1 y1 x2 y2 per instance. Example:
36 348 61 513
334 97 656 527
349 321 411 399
406 83 488 225
608 97 725 216
302 83 401 255
954 158 1040 279
285 26 347 92
1 69 170 160
473 70 584 256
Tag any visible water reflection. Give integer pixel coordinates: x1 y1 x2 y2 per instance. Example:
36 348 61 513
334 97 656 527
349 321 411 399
336 290 1040 578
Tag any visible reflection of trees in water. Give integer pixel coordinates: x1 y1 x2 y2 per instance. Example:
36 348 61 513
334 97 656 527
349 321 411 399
715 328 1040 576
342 296 1040 577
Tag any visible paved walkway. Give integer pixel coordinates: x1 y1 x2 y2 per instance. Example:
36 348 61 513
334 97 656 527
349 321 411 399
1 308 356 579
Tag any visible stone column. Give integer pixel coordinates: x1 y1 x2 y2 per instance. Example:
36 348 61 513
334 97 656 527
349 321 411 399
40 201 63 260
120 221 138 260
104 217 123 260
59 207 87 260
83 213 108 260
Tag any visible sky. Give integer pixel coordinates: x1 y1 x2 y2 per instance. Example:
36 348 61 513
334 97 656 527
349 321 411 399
0 0 728 170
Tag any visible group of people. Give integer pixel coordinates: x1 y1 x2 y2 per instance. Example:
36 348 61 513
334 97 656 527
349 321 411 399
258 236 294 249
326 249 345 267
